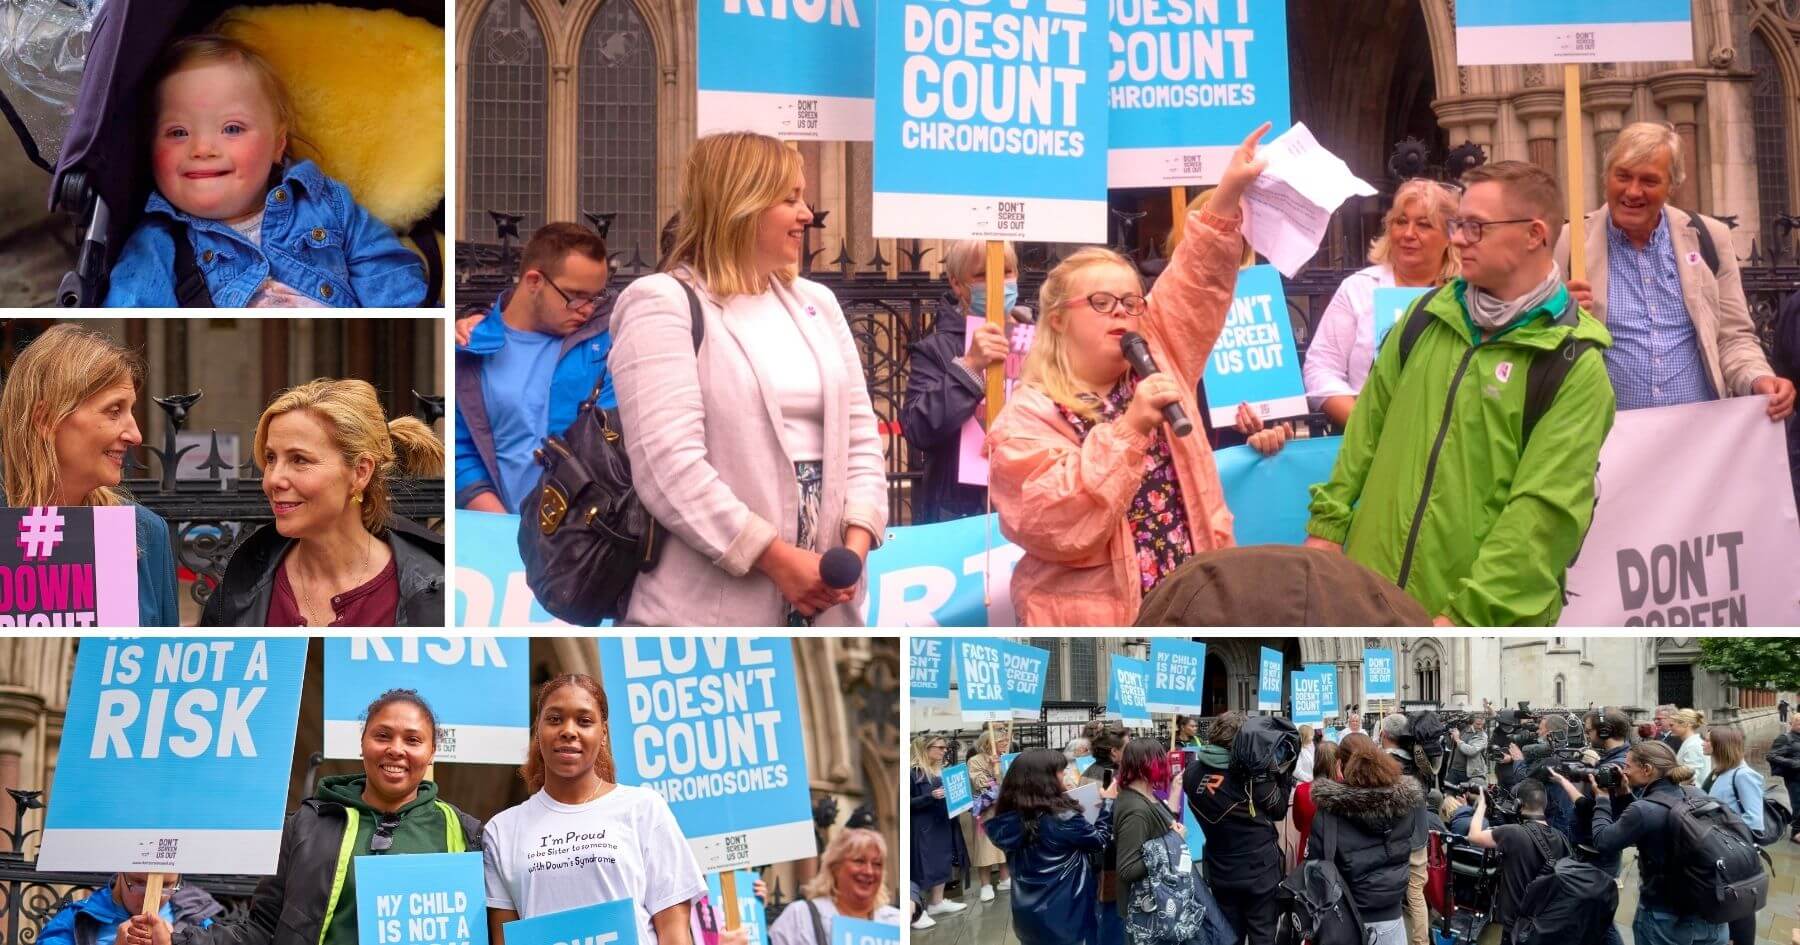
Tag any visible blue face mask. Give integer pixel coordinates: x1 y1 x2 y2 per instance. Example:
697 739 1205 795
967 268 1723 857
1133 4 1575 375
969 280 1019 316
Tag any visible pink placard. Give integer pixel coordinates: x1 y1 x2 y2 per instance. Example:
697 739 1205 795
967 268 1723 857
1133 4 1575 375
958 317 1035 487
0 505 140 628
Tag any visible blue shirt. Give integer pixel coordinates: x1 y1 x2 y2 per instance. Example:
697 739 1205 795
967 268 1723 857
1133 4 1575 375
481 325 562 513
1707 764 1765 833
1603 213 1716 409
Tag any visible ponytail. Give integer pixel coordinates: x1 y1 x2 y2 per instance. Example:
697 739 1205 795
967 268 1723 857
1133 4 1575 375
388 416 445 479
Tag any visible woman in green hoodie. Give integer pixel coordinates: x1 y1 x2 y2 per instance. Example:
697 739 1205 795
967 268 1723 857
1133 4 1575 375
118 689 482 945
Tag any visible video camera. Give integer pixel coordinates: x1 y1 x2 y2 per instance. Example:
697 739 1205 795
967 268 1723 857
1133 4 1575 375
1486 708 1538 763
1551 760 1627 791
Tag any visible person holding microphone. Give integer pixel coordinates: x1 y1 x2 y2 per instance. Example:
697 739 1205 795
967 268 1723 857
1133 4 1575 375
985 123 1269 626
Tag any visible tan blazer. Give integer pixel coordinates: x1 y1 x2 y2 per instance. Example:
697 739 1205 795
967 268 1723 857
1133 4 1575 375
1556 205 1773 397
608 269 888 626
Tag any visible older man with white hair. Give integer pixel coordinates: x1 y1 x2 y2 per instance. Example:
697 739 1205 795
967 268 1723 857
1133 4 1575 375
1560 121 1796 421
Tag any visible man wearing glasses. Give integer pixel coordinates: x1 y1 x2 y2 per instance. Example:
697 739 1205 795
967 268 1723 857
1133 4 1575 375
40 873 221 945
1306 160 1616 627
455 222 616 514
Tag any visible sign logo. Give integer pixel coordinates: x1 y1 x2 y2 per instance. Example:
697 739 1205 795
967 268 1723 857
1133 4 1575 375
1494 362 1513 384
17 507 65 559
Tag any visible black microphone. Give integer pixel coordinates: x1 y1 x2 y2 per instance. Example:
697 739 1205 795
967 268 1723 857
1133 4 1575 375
820 547 864 589
1119 331 1194 437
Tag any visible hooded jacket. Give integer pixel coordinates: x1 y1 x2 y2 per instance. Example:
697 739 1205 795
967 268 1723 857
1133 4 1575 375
1182 743 1290 893
200 517 444 627
900 291 991 524
41 883 222 945
986 211 1241 627
174 775 481 945
985 804 1114 945
1306 280 1616 626
1307 776 1426 922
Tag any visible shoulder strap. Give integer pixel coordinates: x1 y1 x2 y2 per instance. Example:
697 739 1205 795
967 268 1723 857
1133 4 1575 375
586 277 706 410
1396 284 1446 370
171 220 216 308
1522 334 1599 448
436 800 466 853
1687 214 1721 276
318 808 359 945
804 897 829 945
1523 821 1558 877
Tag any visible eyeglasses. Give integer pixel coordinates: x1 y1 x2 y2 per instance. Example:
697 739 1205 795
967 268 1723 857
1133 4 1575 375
1445 217 1536 244
1080 292 1147 316
370 814 402 852
124 880 183 896
539 273 607 313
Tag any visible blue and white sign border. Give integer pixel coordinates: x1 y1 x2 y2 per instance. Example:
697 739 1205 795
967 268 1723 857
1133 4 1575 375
1454 1 1692 64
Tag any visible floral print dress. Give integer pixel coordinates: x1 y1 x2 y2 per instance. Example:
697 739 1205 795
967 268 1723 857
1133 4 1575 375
1057 376 1195 593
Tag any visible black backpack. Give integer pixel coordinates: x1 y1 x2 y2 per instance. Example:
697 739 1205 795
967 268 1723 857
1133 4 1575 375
1642 788 1768 923
1277 815 1365 945
1511 849 1616 945
516 279 704 624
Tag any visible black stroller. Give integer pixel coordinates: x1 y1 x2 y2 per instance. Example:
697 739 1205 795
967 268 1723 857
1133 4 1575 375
0 0 444 307
1427 829 1501 945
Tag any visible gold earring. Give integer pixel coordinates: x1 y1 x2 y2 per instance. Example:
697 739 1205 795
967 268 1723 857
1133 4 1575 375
353 492 363 504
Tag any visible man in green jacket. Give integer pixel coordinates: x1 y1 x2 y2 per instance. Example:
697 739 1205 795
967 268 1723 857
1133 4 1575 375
1305 160 1616 626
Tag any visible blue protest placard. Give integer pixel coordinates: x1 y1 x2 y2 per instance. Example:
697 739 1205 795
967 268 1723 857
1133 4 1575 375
453 510 573 627
698 0 873 139
1455 0 1691 64
1291 669 1324 724
704 870 768 945
1107 656 1151 728
1003 641 1050 720
1107 0 1290 187
1202 265 1306 426
860 513 1025 626
1213 437 1343 546
873 0 1111 242
910 637 953 702
1183 796 1205 862
503 900 637 945
38 638 307 873
956 639 1010 723
1307 663 1339 716
324 638 528 765
1075 755 1096 774
1147 640 1207 715
1000 752 1021 778
598 638 813 871
1364 648 1397 701
942 762 974 817
833 916 901 945
1257 647 1283 711
1373 287 1430 350
356 852 487 945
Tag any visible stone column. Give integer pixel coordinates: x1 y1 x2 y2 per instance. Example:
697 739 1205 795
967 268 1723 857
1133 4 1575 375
1431 96 1503 166
1582 78 1638 201
1648 71 1711 213
1511 88 1568 181
0 690 45 852
548 61 578 223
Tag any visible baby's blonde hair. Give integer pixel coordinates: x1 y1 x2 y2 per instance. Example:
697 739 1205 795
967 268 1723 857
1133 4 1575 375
1022 247 1142 421
253 380 442 535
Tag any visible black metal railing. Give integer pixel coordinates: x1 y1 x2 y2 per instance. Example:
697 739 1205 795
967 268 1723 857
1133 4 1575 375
114 392 445 607
456 192 1800 527
0 790 261 945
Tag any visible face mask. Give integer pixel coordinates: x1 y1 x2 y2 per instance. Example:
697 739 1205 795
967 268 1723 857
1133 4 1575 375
969 280 1019 316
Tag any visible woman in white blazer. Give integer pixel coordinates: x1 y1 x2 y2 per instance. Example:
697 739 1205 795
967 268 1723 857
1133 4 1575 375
608 132 887 626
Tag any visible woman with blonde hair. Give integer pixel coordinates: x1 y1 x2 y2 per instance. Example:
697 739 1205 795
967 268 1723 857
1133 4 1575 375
966 726 1012 901
767 828 901 945
910 735 966 928
201 379 443 626
987 123 1270 626
608 131 886 626
1303 178 1461 427
1670 708 1711 785
0 324 177 625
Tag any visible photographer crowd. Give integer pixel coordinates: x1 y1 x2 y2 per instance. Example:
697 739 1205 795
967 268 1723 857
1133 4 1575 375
912 703 1796 945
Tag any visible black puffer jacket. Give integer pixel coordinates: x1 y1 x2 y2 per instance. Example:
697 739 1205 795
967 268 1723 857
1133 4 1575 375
1183 744 1291 894
201 516 444 626
1307 776 1425 922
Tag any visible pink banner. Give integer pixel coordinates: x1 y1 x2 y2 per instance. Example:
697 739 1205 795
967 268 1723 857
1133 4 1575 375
0 505 140 627
957 317 1035 487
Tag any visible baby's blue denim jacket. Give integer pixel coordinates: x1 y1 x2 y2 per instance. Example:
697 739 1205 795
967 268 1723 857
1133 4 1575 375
104 159 427 308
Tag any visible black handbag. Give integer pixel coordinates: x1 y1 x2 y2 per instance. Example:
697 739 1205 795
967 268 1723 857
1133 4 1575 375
517 279 705 624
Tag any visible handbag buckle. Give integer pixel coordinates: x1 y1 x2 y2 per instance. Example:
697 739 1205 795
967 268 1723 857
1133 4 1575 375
539 484 569 534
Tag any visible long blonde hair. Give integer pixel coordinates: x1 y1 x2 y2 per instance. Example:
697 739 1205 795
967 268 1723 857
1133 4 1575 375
253 379 442 534
911 735 944 776
1022 247 1142 421
1 324 146 507
663 132 803 299
1368 179 1461 284
801 828 890 907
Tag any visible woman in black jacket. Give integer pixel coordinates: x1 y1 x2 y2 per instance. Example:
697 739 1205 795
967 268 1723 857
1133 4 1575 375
202 379 444 626
120 690 481 945
910 735 968 929
900 241 1018 524
985 749 1117 945
1306 733 1424 945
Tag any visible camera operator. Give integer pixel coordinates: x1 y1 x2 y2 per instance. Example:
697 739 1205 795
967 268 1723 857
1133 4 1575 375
1498 713 1576 842
1447 716 1490 786
1467 779 1570 945
1183 711 1292 945
1376 715 1431 945
1553 741 1725 945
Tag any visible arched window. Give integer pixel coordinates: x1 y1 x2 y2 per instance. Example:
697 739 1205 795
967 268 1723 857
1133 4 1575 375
466 0 549 240
578 0 659 265
1413 647 1441 705
1749 30 1794 257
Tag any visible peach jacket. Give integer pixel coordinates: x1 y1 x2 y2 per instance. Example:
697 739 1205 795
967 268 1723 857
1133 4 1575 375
986 211 1243 626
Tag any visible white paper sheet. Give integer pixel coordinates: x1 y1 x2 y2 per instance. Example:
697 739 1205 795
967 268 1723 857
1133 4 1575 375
1241 123 1378 278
